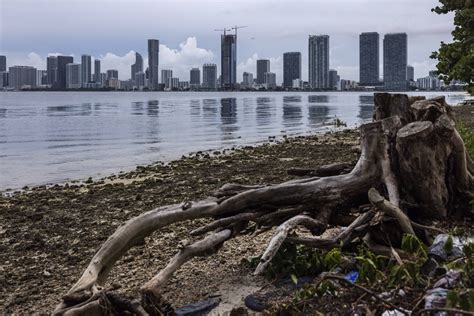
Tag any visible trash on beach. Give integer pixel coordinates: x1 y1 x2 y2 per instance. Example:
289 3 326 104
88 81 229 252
429 234 473 261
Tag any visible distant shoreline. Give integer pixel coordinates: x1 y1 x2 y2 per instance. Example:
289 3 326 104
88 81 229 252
0 89 468 93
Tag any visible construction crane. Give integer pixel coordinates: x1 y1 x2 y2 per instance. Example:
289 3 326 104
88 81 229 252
214 28 231 36
231 25 248 37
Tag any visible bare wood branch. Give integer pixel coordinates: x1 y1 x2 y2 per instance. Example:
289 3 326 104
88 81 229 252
141 229 232 297
286 210 374 249
190 211 265 236
368 188 415 236
254 215 325 275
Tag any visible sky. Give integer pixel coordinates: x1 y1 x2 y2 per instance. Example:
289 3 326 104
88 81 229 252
0 0 454 83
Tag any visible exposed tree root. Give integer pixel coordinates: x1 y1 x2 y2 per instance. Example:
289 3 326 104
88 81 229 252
55 93 473 315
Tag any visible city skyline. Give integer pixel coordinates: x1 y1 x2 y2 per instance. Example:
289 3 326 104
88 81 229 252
1 0 454 82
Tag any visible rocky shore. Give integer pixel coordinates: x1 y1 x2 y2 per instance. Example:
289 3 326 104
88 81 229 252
0 103 472 314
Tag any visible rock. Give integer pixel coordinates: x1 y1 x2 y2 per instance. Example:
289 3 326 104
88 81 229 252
244 294 271 312
175 297 221 316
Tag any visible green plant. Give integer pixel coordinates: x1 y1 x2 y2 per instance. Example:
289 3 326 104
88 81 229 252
431 0 474 93
333 117 347 128
458 122 474 159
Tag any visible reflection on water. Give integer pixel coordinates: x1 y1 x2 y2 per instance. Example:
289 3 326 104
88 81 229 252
283 95 302 103
147 100 159 117
308 105 331 127
283 96 303 128
0 91 468 189
358 95 374 120
220 98 239 138
256 97 276 127
47 103 93 116
308 95 330 103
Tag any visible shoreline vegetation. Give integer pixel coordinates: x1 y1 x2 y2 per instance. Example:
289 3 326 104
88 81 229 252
0 102 473 314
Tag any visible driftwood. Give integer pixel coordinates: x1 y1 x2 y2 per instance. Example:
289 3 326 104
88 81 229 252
54 93 473 315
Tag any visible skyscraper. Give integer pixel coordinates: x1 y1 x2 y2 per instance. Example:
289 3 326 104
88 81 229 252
308 35 330 89
283 52 301 88
36 70 47 86
107 69 118 80
66 63 81 89
134 72 146 89
220 32 237 89
329 69 339 90
264 72 276 89
242 72 253 88
148 39 160 90
161 69 172 89
81 55 92 86
8 66 37 90
384 33 408 91
202 63 217 89
407 65 414 81
0 55 6 72
190 68 200 87
256 59 270 84
359 32 379 86
94 59 101 83
47 56 58 86
131 52 143 81
55 56 74 89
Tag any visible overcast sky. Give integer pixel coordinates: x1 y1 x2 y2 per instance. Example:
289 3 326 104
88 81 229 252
0 0 454 83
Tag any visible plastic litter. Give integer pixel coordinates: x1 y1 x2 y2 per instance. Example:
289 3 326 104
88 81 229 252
429 234 473 261
424 269 463 314
381 310 405 316
345 270 359 283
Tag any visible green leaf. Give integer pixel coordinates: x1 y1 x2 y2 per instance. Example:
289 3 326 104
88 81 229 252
444 234 454 254
291 274 298 285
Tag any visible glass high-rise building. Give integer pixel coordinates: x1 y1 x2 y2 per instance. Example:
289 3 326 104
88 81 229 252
55 56 74 89
256 59 270 84
131 52 143 81
161 69 172 89
8 66 37 90
220 33 236 89
47 56 58 86
66 63 81 89
94 59 101 83
329 69 338 90
190 68 200 86
202 63 217 89
359 32 379 86
283 52 301 88
81 55 91 87
308 35 329 89
383 33 408 91
148 39 160 90
106 69 118 80
0 55 6 72
407 65 414 81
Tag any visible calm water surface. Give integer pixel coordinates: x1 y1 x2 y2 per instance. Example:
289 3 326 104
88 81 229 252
0 91 469 189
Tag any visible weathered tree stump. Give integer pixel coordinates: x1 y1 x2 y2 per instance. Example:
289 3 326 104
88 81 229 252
54 93 473 315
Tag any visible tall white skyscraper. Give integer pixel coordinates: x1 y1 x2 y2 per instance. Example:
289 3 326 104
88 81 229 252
81 55 91 87
148 39 159 90
308 35 329 89
66 63 81 89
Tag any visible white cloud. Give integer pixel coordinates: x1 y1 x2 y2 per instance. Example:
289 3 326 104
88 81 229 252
4 38 215 81
237 53 283 84
99 51 136 80
98 37 214 80
5 52 46 70
159 37 214 81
